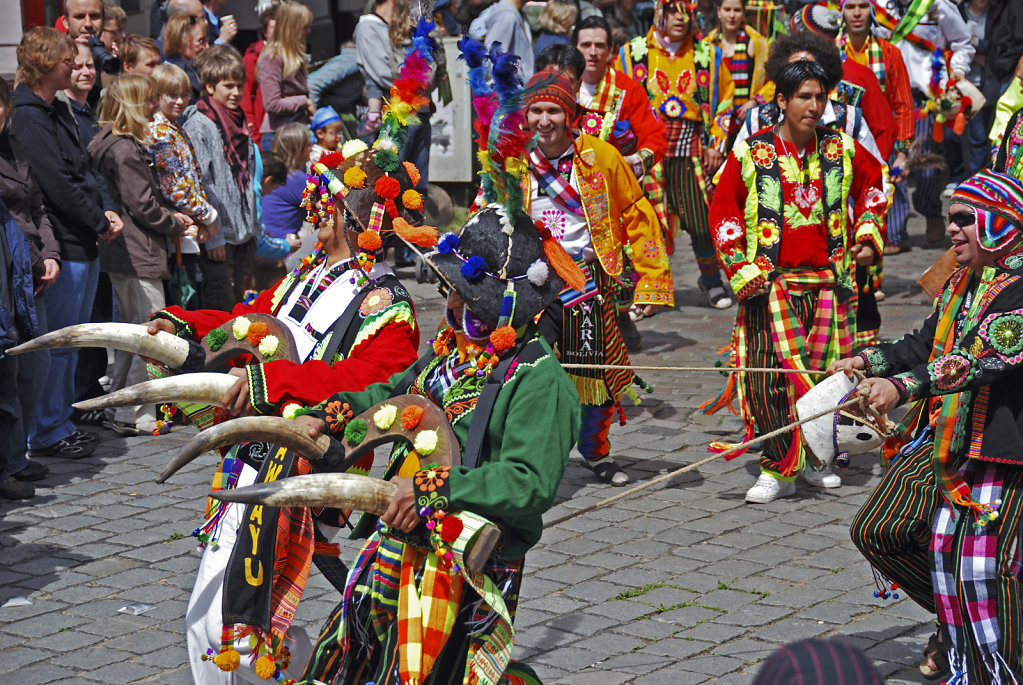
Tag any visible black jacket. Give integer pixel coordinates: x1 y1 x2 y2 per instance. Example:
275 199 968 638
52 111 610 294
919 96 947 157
10 85 114 263
983 0 1023 83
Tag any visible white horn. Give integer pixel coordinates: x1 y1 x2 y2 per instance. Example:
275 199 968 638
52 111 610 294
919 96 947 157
211 473 396 513
7 323 191 368
73 373 238 411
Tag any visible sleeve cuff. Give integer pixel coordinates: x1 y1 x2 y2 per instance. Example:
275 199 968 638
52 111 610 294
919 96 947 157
634 279 675 307
888 372 923 405
151 310 196 339
729 263 768 301
855 221 885 260
413 465 452 516
856 347 892 377
311 397 355 435
246 363 275 415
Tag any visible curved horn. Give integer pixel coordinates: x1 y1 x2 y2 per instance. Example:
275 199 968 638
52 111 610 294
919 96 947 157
7 323 191 368
211 473 396 513
73 373 238 412
159 417 330 483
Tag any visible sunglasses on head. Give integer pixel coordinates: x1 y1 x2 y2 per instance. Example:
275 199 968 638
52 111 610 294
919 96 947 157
949 211 976 229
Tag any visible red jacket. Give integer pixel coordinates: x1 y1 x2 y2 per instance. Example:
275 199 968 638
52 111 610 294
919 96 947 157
841 60 897 160
242 40 267 134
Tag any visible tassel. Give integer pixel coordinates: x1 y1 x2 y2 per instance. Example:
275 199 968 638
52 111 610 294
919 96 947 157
541 237 586 291
952 111 966 135
932 120 945 143
392 217 439 247
697 372 738 416
213 648 241 672
255 654 277 679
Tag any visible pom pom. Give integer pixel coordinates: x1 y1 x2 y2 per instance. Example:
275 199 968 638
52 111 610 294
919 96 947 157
402 189 423 211
214 649 241 672
461 255 488 281
319 151 345 168
255 654 277 679
526 259 549 286
282 402 303 420
403 161 421 187
341 139 368 157
392 217 438 247
373 404 397 430
401 405 424 430
358 231 383 251
207 328 228 351
413 429 438 456
344 418 368 446
375 149 401 172
437 232 460 254
232 316 251 340
343 167 367 189
375 176 402 200
246 321 268 346
489 325 516 352
438 514 462 543
258 335 279 358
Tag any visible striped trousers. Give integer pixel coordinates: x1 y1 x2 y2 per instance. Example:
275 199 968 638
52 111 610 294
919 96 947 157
910 110 945 220
664 156 724 289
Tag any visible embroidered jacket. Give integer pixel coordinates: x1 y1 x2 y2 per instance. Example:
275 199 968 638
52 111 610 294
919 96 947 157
736 100 885 164
705 26 771 110
995 107 1023 182
858 256 1023 467
709 127 888 301
154 260 419 414
615 29 735 151
519 134 674 307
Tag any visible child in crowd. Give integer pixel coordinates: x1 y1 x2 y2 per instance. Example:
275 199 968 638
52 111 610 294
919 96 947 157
88 74 189 434
148 62 220 308
253 149 300 290
309 104 342 164
180 45 261 310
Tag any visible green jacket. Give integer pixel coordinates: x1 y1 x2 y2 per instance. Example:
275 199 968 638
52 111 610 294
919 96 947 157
309 333 580 559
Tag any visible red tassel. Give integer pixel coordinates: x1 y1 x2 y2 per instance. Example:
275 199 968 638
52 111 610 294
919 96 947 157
952 112 966 135
932 120 945 143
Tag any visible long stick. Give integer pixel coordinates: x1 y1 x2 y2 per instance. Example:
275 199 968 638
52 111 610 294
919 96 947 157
545 395 866 527
560 364 824 374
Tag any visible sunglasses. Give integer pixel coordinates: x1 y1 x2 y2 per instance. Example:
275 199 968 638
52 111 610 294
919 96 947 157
949 211 976 229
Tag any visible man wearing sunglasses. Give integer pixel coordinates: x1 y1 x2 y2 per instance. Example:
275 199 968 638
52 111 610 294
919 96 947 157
830 170 1023 684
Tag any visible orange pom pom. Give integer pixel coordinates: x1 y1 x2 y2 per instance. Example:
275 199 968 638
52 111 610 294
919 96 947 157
403 161 421 187
246 321 268 346
402 189 423 211
358 230 383 251
375 176 401 200
392 217 438 248
489 325 516 353
401 405 424 430
343 166 367 189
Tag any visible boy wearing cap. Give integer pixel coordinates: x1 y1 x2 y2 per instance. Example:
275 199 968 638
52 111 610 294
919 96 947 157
309 104 343 165
835 171 1023 684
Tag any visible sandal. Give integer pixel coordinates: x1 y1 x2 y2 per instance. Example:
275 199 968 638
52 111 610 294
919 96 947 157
919 629 950 681
698 280 734 310
583 457 630 486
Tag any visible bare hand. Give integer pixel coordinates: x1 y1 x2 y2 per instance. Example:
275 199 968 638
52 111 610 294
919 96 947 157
219 16 238 43
702 148 724 176
625 154 645 179
890 152 908 184
37 258 60 293
101 211 124 242
858 376 901 413
140 318 178 364
75 34 90 45
851 243 876 266
207 245 226 262
172 212 194 231
220 367 255 417
197 220 220 243
306 98 317 119
380 477 418 532
286 233 301 253
826 356 865 378
294 414 326 437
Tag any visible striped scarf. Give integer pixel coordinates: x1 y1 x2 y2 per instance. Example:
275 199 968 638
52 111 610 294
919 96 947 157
839 34 888 94
730 31 751 103
527 148 585 217
588 68 622 115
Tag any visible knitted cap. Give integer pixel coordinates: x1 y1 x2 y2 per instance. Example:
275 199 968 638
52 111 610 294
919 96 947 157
951 170 1023 251
792 3 841 37
525 68 578 117
310 105 341 132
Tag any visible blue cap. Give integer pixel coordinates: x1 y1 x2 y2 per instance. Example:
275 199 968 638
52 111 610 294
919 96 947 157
310 105 341 132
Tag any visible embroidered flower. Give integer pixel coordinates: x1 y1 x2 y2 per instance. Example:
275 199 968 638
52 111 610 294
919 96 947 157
654 69 670 95
981 311 1023 359
700 103 712 119
829 246 846 264
634 64 647 82
696 70 710 88
660 96 684 119
750 141 776 168
324 400 354 434
414 466 449 493
580 112 603 135
642 239 661 260
715 219 744 245
757 219 780 247
828 210 844 238
677 71 693 93
822 135 843 161
542 208 567 240
359 288 394 317
930 353 974 391
863 187 887 213
753 255 774 272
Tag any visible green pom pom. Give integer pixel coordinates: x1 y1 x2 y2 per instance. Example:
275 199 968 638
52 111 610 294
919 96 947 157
375 149 400 173
344 419 368 446
207 328 228 351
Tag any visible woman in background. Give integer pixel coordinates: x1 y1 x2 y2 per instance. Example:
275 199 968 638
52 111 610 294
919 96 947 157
163 13 208 102
256 1 315 151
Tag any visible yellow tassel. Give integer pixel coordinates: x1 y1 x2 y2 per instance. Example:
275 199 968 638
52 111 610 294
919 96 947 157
213 648 241 672
255 654 277 679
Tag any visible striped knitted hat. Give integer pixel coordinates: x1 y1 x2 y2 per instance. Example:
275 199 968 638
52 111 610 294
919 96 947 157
951 170 1023 251
525 68 577 118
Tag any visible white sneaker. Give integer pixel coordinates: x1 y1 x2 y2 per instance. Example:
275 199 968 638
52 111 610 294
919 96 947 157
802 465 842 489
745 473 797 503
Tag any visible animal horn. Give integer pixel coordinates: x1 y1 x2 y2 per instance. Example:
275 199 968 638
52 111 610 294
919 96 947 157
158 417 330 483
211 473 396 513
7 323 191 368
72 373 238 411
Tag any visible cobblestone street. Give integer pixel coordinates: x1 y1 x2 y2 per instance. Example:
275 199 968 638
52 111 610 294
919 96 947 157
1 217 951 684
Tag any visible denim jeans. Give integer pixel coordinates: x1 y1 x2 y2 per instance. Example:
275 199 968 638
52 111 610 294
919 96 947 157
18 294 50 449
28 258 99 448
0 354 27 481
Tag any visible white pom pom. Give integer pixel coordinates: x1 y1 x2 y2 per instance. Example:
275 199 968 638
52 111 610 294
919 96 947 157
526 260 549 286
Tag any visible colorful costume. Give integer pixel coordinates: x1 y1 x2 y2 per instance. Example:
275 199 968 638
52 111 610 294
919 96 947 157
616 10 734 293
709 126 887 484
850 171 1023 685
995 107 1023 181
705 24 772 145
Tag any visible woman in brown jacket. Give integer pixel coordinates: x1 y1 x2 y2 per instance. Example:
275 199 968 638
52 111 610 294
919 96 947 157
88 74 189 434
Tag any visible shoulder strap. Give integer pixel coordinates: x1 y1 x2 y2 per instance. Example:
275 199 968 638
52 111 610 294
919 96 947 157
390 349 436 398
315 285 374 364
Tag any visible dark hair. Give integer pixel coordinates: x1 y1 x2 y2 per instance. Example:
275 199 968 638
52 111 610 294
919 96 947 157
261 151 288 186
572 15 612 46
764 32 842 91
535 44 585 80
774 60 829 101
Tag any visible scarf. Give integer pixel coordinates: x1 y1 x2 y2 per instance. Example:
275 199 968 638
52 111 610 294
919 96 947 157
196 95 251 191
527 147 585 217
729 31 752 103
839 34 888 94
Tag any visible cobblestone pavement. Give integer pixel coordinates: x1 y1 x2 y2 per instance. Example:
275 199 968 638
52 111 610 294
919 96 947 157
1 216 954 684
